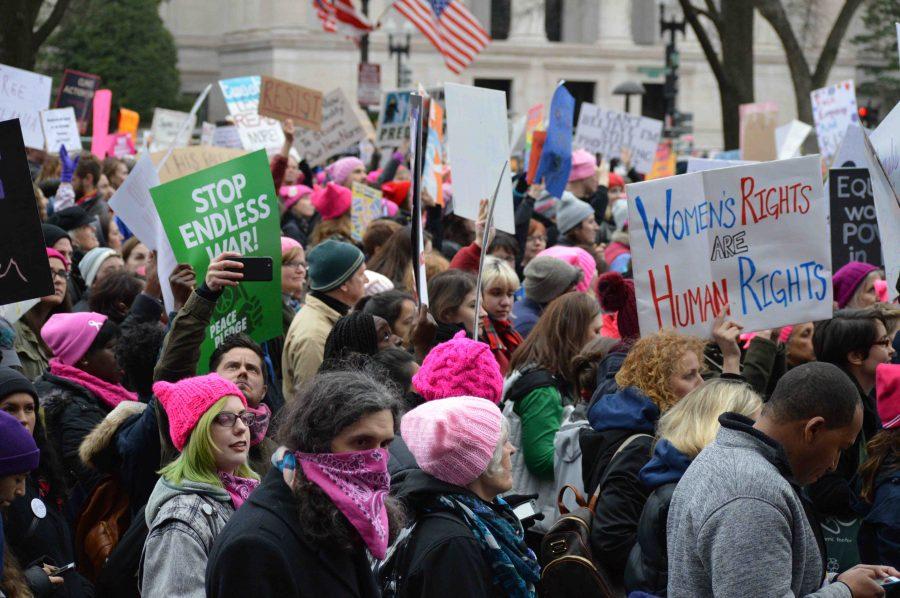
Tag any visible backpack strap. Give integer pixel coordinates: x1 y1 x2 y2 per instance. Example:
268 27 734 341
505 367 558 404
586 433 653 513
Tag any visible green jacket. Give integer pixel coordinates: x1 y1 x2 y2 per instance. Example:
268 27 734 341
14 319 50 381
514 386 564 480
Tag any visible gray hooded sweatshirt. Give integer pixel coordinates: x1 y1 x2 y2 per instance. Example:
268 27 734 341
140 477 234 598
666 414 851 598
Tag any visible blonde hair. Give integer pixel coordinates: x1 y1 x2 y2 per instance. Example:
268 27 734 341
656 379 761 459
482 256 520 293
615 330 707 411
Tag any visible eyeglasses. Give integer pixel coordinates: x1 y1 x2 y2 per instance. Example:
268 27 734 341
212 411 257 428
51 269 69 281
527 235 547 243
284 261 307 270
872 337 893 349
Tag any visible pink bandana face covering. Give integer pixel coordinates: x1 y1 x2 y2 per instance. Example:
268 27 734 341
294 448 391 559
218 471 260 509
245 402 271 446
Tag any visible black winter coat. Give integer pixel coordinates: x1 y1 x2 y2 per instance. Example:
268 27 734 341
623 482 676 596
206 468 380 598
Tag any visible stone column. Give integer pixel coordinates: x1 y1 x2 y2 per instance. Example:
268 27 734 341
509 0 547 42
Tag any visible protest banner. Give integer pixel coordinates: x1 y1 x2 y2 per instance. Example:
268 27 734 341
90 89 112 158
523 103 544 165
151 150 282 372
350 182 384 243
865 114 900 299
0 64 52 150
646 141 676 180
150 146 247 183
811 80 858 167
258 76 323 131
40 108 81 154
574 102 663 173
149 108 195 153
829 168 881 272
295 88 368 167
739 102 778 161
55 69 101 135
218 76 285 155
357 63 381 107
423 99 444 206
0 120 54 304
626 155 831 338
534 83 574 198
775 120 812 160
212 125 242 149
526 130 547 185
686 157 756 173
444 83 514 234
377 89 411 149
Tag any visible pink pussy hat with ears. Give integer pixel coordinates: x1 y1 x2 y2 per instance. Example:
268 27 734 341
311 182 352 221
412 330 504 404
401 396 503 487
153 373 246 452
279 184 313 211
876 364 900 430
41 312 108 366
326 157 365 187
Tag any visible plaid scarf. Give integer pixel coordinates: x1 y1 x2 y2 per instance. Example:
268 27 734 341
481 317 523 374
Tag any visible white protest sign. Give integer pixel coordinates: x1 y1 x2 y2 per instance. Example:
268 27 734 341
444 83 515 235
833 123 870 168
870 100 900 194
627 155 831 338
897 23 900 67
775 120 812 160
212 125 242 149
218 76 285 155
686 158 755 173
811 80 858 167
0 64 52 150
0 298 39 325
108 153 177 311
574 103 663 173
868 101 900 298
295 88 368 167
149 108 195 153
200 121 216 146
40 107 81 154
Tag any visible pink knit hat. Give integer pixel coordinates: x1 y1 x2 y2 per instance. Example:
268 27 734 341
279 184 313 211
311 182 352 221
46 247 69 270
876 364 900 429
413 330 504 404
153 373 246 452
366 169 382 185
41 312 107 366
401 396 503 487
569 149 597 182
281 236 301 255
537 245 596 294
326 157 364 187
833 261 879 308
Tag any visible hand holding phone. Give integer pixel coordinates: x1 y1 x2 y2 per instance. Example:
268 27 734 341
228 257 273 282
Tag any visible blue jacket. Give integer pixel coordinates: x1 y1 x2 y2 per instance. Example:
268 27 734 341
588 351 630 409
639 439 692 490
511 297 542 339
588 386 660 435
858 465 900 567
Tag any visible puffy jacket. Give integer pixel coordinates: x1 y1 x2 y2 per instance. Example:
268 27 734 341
140 477 233 598
624 438 692 596
579 386 657 579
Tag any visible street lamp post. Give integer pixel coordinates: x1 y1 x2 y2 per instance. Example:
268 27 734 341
659 2 685 137
386 19 412 88
613 81 646 114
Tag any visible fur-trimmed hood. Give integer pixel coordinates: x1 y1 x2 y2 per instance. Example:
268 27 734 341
79 400 147 471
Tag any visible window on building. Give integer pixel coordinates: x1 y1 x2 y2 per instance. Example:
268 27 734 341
545 0 562 42
474 78 512 110
490 0 510 40
562 81 595 122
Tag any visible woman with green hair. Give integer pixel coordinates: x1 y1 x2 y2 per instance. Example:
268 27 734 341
141 373 260 597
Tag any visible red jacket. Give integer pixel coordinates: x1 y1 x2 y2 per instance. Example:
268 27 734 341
449 242 481 273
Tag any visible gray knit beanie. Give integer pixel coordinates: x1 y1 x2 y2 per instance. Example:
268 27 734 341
523 256 583 304
555 192 594 234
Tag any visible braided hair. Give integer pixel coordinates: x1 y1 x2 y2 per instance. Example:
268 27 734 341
322 312 379 364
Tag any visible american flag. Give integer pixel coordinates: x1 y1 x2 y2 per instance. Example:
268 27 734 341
392 0 490 74
313 0 373 38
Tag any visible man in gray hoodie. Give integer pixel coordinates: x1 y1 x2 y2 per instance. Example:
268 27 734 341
667 362 899 598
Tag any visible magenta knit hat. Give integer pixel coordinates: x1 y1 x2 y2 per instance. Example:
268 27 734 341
311 182 352 221
569 149 597 182
833 261 879 308
153 373 246 452
876 364 900 430
41 312 107 366
326 157 364 187
413 330 504 404
537 245 596 294
401 396 503 487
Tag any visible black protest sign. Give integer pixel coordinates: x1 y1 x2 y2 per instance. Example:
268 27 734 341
55 69 101 135
829 167 882 272
0 120 54 305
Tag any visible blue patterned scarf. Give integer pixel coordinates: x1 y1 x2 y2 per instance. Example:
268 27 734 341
433 494 540 597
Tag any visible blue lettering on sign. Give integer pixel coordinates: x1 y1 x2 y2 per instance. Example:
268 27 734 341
738 255 828 315
635 189 737 250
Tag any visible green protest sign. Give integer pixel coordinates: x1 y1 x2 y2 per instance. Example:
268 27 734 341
151 149 282 373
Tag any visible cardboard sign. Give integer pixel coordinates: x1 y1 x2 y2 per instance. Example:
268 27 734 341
423 99 444 206
149 108 195 153
55 69 100 135
357 63 381 107
829 168 881 272
150 146 247 183
350 182 384 243
444 83 515 234
811 80 858 167
627 155 831 338
295 88 369 167
0 120 54 304
0 64 52 150
40 108 82 154
534 84 575 198
151 150 282 372
258 76 323 131
646 141 676 180
574 103 663 173
775 120 812 160
739 102 778 161
687 158 756 173
218 76 285 156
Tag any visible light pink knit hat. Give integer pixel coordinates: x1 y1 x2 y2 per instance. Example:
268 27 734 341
153 374 246 452
326 156 364 187
413 330 503 404
41 312 107 366
537 245 596 294
401 396 503 487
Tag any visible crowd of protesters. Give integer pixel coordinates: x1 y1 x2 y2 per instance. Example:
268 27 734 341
0 114 898 598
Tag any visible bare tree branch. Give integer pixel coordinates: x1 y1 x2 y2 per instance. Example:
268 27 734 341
33 0 72 50
679 0 727 87
811 0 865 86
703 0 723 30
752 0 811 83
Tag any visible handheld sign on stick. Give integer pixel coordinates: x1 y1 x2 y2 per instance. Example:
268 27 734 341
472 160 509 340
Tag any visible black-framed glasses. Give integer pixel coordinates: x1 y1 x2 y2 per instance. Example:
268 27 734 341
50 269 69 281
212 411 257 428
